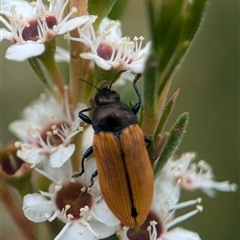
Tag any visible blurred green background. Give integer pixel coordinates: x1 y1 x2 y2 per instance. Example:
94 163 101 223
1 0 239 239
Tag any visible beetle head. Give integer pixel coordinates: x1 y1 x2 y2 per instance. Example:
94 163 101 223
94 88 120 106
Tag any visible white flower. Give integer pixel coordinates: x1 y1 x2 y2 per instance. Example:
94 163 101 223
9 89 84 168
67 17 151 73
0 0 93 61
163 152 237 197
23 160 120 240
117 174 202 240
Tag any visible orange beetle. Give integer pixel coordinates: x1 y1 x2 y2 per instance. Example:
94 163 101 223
73 74 154 228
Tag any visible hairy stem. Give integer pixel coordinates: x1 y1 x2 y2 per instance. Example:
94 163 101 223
69 0 89 106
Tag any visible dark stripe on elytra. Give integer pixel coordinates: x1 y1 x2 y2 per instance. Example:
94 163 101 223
119 136 138 222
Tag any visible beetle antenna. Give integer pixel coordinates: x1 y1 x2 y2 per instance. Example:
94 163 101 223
109 70 127 89
79 79 100 91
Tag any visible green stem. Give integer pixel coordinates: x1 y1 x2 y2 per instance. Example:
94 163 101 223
141 53 158 135
37 38 65 98
42 59 65 96
28 57 53 94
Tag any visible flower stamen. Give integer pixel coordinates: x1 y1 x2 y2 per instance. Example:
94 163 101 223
166 206 203 229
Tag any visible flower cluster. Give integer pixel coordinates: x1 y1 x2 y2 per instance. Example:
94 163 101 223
0 0 93 61
1 0 237 240
23 160 120 239
66 18 151 73
9 90 84 169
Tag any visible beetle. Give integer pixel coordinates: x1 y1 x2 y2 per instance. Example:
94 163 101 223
73 73 154 228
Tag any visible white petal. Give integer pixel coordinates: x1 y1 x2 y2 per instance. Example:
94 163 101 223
200 188 215 198
79 52 95 60
115 71 135 84
56 223 95 240
92 200 120 227
138 41 152 55
55 46 70 62
99 18 112 32
199 180 237 197
17 148 46 164
57 16 91 34
153 173 180 210
44 158 73 181
99 18 122 40
94 58 114 70
127 60 145 73
50 144 75 168
5 43 45 61
0 28 12 41
1 0 36 19
80 53 111 70
163 228 201 240
9 120 31 140
22 193 54 222
90 220 117 239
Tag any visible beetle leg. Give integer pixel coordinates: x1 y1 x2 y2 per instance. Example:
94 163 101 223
144 136 151 149
78 107 94 124
133 73 142 84
89 170 98 188
72 146 93 178
131 74 142 114
81 170 98 196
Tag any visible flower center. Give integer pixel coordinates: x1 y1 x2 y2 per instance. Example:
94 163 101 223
45 15 58 29
41 122 70 146
97 43 113 60
126 211 163 240
55 181 92 220
21 16 57 41
21 20 38 41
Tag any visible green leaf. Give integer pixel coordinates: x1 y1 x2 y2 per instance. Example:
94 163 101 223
142 0 207 136
156 41 189 96
88 0 117 29
154 112 189 175
154 88 180 139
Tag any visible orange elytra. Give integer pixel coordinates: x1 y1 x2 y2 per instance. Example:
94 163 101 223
73 73 154 228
